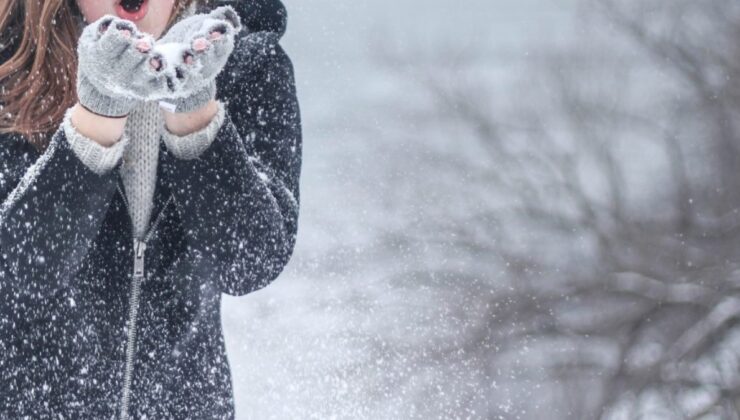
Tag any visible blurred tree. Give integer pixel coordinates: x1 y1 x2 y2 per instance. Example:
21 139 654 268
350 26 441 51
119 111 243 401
371 0 740 418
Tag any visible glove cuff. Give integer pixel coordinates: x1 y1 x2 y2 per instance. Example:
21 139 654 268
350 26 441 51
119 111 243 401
169 81 217 113
77 75 137 118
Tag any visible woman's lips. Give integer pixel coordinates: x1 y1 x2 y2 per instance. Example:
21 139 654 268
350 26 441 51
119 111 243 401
115 0 149 22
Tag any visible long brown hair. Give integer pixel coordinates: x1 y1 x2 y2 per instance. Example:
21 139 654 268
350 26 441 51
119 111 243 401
0 0 197 152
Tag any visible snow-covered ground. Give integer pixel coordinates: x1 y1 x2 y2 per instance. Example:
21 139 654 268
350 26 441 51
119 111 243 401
222 1 579 418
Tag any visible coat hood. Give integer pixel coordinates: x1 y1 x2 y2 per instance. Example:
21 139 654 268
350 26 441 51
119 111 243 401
200 0 288 38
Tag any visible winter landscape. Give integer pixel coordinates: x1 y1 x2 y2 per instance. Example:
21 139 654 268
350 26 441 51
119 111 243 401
222 1 740 419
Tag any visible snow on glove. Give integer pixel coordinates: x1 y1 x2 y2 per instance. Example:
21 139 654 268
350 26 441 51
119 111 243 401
151 6 243 113
76 15 161 117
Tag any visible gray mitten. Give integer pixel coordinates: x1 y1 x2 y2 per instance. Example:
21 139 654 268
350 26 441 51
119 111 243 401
150 6 243 113
76 15 160 117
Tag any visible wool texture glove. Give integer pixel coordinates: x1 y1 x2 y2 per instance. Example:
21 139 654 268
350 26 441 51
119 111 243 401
151 6 243 113
76 15 160 117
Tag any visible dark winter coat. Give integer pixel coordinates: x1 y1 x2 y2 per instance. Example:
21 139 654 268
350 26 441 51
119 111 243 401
0 0 301 418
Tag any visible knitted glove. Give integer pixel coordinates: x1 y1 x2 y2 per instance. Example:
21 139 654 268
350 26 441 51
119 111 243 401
76 15 160 117
151 6 243 113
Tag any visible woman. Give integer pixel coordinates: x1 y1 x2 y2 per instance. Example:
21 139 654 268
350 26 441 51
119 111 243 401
0 0 301 418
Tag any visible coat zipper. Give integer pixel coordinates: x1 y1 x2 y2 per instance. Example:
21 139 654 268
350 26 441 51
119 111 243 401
116 181 174 420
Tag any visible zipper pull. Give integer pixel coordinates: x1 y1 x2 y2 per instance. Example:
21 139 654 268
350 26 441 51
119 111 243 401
133 239 146 278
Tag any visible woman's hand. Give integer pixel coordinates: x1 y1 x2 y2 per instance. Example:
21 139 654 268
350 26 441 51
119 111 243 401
76 15 161 117
149 6 243 114
72 7 242 143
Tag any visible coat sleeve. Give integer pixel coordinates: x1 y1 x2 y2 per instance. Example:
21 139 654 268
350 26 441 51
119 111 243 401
159 32 302 297
0 126 123 296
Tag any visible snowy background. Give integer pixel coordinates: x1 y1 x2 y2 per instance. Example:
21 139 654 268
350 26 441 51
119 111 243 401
223 0 740 419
